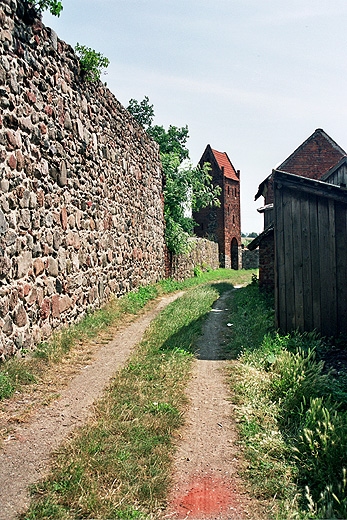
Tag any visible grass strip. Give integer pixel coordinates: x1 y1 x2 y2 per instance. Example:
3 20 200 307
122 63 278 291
226 283 347 519
21 278 244 519
0 269 256 401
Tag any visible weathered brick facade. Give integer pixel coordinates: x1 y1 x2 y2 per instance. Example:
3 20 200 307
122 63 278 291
193 145 241 268
277 128 346 182
257 129 346 206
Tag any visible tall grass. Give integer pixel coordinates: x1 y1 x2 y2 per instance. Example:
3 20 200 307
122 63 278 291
227 284 347 519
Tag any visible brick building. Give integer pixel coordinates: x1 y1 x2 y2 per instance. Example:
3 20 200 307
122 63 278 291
193 145 241 268
249 128 346 290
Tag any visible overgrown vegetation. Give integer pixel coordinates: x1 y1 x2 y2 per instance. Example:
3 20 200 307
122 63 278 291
5 271 347 518
21 273 248 519
127 97 221 254
227 284 347 519
0 269 255 402
75 44 110 82
28 0 63 17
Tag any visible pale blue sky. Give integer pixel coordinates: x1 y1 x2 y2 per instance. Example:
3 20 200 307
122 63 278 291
44 0 347 233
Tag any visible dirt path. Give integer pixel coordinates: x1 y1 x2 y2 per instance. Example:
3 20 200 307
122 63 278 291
0 288 263 520
0 292 183 520
162 290 263 519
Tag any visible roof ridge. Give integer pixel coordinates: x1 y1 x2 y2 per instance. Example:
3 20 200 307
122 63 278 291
210 148 239 181
279 128 346 170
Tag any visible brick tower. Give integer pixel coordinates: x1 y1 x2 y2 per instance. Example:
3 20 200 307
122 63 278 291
193 145 241 268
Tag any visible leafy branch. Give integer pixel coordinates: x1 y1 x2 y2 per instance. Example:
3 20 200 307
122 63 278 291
28 0 63 17
75 44 110 83
127 97 221 254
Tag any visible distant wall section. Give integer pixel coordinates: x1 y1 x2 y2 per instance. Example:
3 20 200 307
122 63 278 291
166 238 219 281
0 2 165 358
241 248 259 270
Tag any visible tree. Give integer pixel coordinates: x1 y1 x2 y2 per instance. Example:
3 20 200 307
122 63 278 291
127 97 221 254
162 154 220 253
127 97 189 162
28 0 63 17
148 124 189 163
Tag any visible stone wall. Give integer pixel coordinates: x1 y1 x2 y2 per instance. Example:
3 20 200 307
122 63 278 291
241 248 259 269
259 232 274 291
0 0 165 359
168 238 219 281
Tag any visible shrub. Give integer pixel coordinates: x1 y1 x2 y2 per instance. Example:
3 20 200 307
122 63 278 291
228 285 347 518
75 44 110 82
28 0 63 17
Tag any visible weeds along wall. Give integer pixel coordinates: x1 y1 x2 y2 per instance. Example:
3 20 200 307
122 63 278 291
167 238 220 280
0 1 165 359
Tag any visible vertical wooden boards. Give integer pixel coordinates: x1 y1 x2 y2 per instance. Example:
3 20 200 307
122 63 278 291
317 198 337 335
309 194 321 332
326 163 347 186
283 188 295 330
292 190 304 330
300 193 313 331
274 183 286 331
335 202 347 332
273 170 347 336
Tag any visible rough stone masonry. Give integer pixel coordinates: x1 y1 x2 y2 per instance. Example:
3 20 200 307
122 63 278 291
0 0 166 358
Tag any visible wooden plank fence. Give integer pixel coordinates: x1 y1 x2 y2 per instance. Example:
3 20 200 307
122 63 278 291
274 170 347 336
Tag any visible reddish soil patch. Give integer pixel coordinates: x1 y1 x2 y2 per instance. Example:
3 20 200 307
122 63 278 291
162 290 265 519
170 475 243 518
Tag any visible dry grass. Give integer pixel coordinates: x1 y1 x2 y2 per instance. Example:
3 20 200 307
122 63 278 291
21 278 251 519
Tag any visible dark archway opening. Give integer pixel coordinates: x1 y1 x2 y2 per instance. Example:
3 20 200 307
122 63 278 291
231 237 239 270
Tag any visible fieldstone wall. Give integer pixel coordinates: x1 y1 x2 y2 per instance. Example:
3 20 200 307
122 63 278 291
241 248 259 269
0 0 165 359
168 238 219 281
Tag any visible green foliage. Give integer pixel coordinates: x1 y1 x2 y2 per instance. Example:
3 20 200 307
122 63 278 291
193 265 203 277
162 153 221 253
127 97 221 253
0 361 36 400
0 372 14 399
24 284 224 517
293 398 347 483
121 285 158 314
28 0 63 16
75 44 110 82
145 401 179 416
127 97 189 162
224 284 274 358
148 125 189 163
228 285 347 519
270 348 329 433
127 97 154 132
305 469 347 520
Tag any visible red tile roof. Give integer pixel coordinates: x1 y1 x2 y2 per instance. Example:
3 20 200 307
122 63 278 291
211 149 239 181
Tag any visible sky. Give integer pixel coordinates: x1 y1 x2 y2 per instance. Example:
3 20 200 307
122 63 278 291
43 0 347 233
